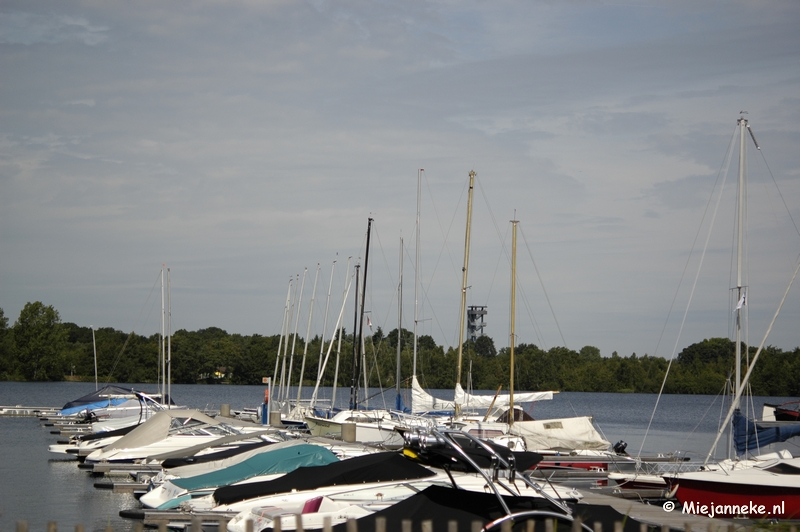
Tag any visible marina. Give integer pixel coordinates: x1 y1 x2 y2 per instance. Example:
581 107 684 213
1 382 798 531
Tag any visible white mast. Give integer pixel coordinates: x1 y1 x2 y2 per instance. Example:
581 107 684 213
286 269 307 403
734 117 747 398
296 264 320 405
91 325 97 391
396 237 403 409
160 266 165 400
271 278 292 408
413 168 422 378
167 267 172 407
510 219 518 427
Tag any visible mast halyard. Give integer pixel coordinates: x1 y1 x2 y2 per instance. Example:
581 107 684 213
455 170 476 419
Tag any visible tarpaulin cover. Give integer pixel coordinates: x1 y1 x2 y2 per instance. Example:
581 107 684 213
213 451 435 506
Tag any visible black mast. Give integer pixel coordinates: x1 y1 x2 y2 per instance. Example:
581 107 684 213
349 217 373 410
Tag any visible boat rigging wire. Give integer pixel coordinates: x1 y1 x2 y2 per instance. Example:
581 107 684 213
636 123 738 458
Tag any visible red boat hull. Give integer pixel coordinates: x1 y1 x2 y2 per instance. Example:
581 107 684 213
674 478 800 519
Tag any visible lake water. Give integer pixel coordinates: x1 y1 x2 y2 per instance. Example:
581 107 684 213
0 381 796 531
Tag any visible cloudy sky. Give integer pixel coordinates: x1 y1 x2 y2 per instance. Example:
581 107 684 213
2 0 800 364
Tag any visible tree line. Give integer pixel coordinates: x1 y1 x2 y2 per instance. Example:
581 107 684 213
1 302 799 396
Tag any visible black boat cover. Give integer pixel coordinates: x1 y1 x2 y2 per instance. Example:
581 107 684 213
213 451 436 506
403 432 543 472
323 485 649 532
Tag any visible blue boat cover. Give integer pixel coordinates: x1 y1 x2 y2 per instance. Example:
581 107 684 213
733 408 800 455
171 443 338 491
60 385 139 416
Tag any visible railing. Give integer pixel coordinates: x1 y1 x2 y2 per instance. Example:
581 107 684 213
14 516 787 532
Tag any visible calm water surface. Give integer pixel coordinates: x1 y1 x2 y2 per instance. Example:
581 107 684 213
0 381 796 531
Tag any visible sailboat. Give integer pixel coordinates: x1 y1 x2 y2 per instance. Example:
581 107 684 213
412 171 610 455
665 117 800 519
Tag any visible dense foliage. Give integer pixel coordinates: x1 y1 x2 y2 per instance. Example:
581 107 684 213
1 303 799 396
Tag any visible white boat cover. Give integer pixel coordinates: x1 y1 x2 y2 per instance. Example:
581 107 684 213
508 416 610 451
411 376 554 413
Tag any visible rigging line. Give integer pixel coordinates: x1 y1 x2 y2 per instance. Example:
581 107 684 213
105 270 162 383
424 174 469 347
474 175 508 309
519 224 568 350
636 124 738 459
755 131 800 240
676 384 724 455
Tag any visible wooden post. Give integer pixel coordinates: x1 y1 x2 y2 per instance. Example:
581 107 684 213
449 520 459 532
275 517 283 532
402 520 412 532
16 522 29 532
246 519 254 532
527 519 536 532
191 516 202 532
572 517 583 532
75 526 84 532
502 519 512 532
47 522 57 532
593 521 602 532
158 521 168 532
472 521 483 532
323 516 333 532
545 518 554 532
376 517 387 532
346 518 358 532
614 521 623 532
295 514 305 532
422 520 433 532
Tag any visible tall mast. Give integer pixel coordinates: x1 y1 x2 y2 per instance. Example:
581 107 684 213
160 266 165 400
296 264 320 406
413 169 422 377
286 268 307 402
349 263 361 410
167 267 171 407
510 219 518 427
735 117 747 398
350 217 373 410
455 170 476 418
396 237 403 410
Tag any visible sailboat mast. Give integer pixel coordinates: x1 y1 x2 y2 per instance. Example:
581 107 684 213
349 264 360 409
735 117 747 398
455 170 476 417
396 237 403 409
160 266 165 401
510 219 518 426
167 267 171 407
296 264 320 406
413 169 422 377
350 217 373 410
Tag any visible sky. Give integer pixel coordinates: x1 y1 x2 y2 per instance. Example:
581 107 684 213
2 0 800 364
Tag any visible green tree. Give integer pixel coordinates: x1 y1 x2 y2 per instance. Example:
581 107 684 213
13 302 69 381
0 307 17 380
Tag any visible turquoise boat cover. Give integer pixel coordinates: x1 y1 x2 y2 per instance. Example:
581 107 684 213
171 443 338 491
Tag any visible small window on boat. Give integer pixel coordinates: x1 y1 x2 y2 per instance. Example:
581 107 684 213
764 463 800 475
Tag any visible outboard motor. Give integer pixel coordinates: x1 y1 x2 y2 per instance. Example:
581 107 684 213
613 440 628 455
